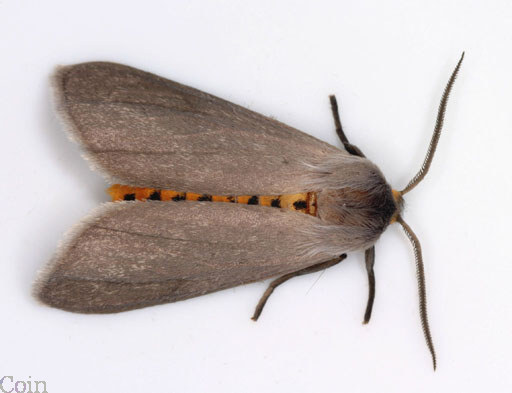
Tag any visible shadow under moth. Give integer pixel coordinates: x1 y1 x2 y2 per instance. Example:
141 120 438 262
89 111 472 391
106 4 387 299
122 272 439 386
35 53 464 369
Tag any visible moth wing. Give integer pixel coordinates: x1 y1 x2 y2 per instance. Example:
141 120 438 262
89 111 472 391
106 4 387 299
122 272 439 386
53 62 344 195
35 202 337 313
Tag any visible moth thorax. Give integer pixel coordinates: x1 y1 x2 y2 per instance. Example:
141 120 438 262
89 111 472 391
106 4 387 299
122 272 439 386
316 185 397 233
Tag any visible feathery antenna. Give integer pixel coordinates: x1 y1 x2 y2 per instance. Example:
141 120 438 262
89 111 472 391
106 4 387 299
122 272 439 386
401 52 464 195
397 216 437 370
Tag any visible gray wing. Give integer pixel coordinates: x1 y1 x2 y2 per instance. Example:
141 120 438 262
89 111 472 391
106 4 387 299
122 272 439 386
52 62 344 195
35 202 337 313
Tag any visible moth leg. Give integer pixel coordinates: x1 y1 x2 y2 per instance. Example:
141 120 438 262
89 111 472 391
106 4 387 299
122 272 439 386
251 254 347 321
329 95 366 158
363 246 376 324
329 96 376 323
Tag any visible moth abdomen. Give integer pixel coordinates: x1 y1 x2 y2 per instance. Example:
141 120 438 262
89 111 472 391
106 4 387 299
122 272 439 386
107 184 318 216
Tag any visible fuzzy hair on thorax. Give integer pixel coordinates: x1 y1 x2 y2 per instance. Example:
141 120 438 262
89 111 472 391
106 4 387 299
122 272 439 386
298 153 397 257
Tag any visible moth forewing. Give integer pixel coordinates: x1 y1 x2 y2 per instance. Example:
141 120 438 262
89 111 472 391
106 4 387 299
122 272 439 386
51 62 343 195
37 202 342 313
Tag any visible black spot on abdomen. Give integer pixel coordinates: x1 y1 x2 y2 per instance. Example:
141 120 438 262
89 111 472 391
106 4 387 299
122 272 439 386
271 198 281 208
198 194 213 201
248 196 259 205
124 193 136 201
293 200 307 210
149 191 161 200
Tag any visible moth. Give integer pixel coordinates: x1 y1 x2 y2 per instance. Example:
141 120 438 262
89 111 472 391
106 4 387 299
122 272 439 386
35 53 464 369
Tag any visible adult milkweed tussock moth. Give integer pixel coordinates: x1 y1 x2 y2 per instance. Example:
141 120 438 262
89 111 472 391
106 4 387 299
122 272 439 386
35 53 464 370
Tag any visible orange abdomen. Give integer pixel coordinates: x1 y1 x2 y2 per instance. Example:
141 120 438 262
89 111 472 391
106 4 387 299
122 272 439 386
108 185 318 216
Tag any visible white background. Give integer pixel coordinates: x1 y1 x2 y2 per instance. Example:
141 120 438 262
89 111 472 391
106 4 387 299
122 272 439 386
1 1 511 392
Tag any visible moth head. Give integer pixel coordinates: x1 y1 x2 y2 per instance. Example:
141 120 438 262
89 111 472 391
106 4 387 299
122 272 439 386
389 189 404 223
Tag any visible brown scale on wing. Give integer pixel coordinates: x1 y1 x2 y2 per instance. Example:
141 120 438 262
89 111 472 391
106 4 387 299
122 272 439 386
107 184 318 216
